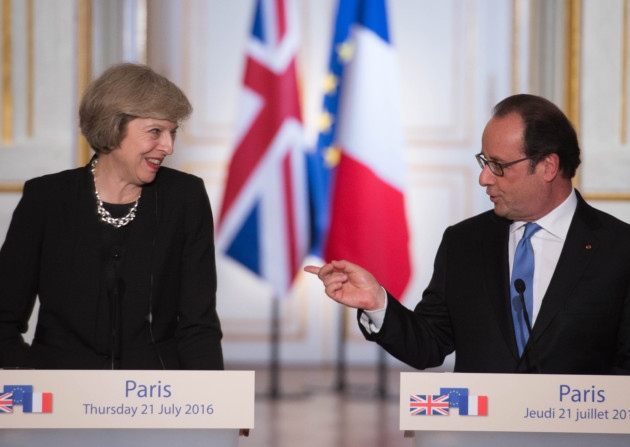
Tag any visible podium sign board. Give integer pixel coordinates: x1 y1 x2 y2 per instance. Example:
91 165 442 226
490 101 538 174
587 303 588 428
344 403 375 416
0 370 254 429
400 372 630 434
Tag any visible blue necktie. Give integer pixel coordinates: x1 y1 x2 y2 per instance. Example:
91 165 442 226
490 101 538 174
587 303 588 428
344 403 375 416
511 222 541 356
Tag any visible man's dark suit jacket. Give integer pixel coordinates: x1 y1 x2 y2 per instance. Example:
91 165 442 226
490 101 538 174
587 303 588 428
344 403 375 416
360 191 630 374
0 163 224 370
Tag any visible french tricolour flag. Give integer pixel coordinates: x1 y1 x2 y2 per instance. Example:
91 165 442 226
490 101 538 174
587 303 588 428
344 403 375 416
217 0 309 298
309 0 411 299
460 395 488 416
23 392 53 413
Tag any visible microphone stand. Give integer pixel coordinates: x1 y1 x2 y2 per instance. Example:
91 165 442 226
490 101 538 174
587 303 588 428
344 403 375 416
514 279 541 373
109 249 122 370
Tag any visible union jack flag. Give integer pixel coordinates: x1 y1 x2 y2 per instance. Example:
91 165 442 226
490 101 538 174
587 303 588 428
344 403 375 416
217 0 309 298
410 394 450 416
0 392 13 413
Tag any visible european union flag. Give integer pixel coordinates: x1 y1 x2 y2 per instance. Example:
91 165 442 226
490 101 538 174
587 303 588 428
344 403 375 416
3 385 33 405
439 387 469 408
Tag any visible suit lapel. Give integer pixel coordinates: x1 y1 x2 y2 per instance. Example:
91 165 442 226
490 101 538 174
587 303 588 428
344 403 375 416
74 164 105 276
531 193 600 340
482 213 519 358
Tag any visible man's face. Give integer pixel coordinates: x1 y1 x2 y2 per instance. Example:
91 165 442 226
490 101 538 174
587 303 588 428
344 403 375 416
478 113 549 221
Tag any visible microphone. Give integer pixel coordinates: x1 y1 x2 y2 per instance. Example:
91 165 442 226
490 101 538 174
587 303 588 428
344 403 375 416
514 278 540 373
514 279 532 336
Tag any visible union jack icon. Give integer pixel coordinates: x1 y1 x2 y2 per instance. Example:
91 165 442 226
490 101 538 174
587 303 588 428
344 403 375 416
0 392 13 413
410 394 450 416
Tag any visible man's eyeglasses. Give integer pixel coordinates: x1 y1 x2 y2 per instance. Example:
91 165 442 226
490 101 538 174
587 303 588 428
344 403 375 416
475 153 532 177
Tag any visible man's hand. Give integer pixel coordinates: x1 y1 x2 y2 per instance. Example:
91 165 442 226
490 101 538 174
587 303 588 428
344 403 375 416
304 260 386 311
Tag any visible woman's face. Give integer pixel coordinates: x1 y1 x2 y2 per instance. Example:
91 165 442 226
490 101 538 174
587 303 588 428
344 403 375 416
110 117 178 186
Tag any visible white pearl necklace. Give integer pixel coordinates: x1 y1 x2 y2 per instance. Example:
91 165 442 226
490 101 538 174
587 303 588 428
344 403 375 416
91 158 141 228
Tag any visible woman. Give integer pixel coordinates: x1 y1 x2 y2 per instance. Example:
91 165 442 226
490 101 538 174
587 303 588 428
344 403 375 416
0 63 224 370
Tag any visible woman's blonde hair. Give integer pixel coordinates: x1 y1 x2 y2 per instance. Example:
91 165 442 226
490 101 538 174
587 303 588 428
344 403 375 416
79 63 192 154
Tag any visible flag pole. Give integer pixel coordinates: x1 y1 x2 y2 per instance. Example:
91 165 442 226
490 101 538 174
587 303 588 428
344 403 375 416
266 292 310 400
269 296 281 399
377 346 388 399
335 305 348 392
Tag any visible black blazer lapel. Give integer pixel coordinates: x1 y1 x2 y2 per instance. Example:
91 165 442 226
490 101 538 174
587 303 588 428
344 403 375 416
72 165 105 288
482 213 519 359
531 193 600 342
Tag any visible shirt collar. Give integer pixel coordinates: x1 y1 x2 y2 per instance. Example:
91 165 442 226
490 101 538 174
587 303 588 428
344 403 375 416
510 188 577 240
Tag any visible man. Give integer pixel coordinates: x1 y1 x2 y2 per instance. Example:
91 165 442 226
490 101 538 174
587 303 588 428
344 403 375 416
305 94 630 374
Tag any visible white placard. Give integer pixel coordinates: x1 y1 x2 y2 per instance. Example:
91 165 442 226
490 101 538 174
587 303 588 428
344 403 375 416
0 370 254 429
400 372 630 434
